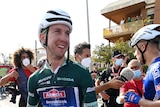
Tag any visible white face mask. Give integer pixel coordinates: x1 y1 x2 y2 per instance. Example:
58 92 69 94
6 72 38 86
133 69 141 78
115 58 123 66
22 58 30 67
81 57 91 68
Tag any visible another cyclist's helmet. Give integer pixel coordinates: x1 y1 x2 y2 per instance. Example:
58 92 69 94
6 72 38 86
130 24 160 47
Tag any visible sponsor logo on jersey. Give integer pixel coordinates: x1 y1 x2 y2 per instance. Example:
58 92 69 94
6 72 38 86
57 77 74 82
151 62 160 79
38 76 52 84
43 89 66 99
86 87 95 93
28 92 34 97
39 80 50 85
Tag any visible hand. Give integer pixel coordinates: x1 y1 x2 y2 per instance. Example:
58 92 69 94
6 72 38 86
116 96 125 104
26 64 36 73
125 91 141 104
100 92 110 100
108 77 124 89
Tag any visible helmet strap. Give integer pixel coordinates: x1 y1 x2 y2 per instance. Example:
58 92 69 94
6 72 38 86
44 27 49 47
136 41 149 64
66 47 70 63
159 41 160 51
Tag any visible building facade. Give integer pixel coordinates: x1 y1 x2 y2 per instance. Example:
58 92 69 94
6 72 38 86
101 0 159 43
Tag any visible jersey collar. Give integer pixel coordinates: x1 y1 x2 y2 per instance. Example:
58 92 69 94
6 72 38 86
43 58 69 70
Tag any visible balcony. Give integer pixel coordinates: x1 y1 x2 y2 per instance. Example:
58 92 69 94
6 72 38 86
101 0 146 24
103 20 144 42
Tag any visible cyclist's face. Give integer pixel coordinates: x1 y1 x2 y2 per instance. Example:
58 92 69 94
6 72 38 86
133 41 147 64
47 24 70 59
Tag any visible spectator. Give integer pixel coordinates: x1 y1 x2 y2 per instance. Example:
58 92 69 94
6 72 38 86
122 54 130 67
27 9 98 107
117 59 143 107
74 43 124 94
120 18 125 31
126 16 132 31
91 63 100 76
91 72 98 86
95 50 125 107
0 48 39 107
74 41 91 68
120 18 125 25
126 17 131 23
125 24 160 107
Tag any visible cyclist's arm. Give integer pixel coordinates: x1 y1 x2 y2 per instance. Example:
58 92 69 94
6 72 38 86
27 75 39 107
139 98 160 107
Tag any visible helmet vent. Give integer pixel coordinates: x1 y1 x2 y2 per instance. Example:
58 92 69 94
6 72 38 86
46 18 72 25
47 10 70 18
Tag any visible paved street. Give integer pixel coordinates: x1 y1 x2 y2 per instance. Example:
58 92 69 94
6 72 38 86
0 95 19 107
97 97 103 107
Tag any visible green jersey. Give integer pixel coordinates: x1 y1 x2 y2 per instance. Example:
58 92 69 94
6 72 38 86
27 60 98 107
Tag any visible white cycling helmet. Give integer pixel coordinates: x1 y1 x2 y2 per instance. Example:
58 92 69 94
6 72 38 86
38 8 72 36
130 24 160 47
38 9 72 47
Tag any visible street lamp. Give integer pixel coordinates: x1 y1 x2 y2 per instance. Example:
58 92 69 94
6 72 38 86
86 0 90 43
86 0 92 72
